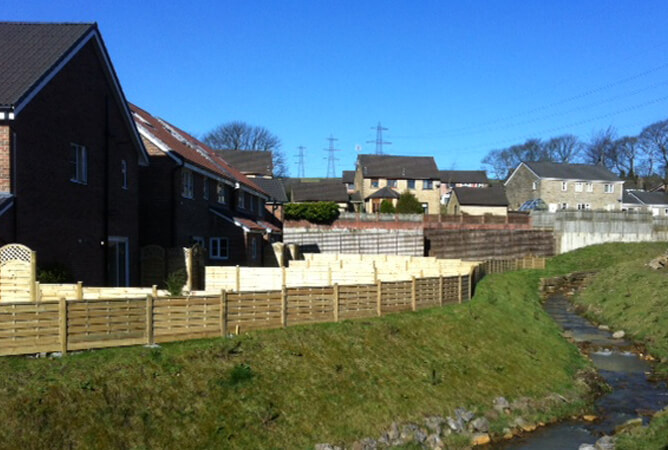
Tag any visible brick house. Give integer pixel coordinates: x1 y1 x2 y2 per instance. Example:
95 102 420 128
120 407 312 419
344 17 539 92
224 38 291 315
504 161 624 212
354 155 441 213
0 22 150 286
439 170 489 204
130 104 274 266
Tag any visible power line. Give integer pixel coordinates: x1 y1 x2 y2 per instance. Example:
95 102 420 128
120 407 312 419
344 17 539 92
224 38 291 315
366 122 391 155
295 145 306 178
324 134 341 178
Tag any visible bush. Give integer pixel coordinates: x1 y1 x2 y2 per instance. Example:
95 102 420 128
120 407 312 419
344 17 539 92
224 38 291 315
37 263 74 283
379 200 396 214
165 269 187 296
284 202 340 224
395 190 424 214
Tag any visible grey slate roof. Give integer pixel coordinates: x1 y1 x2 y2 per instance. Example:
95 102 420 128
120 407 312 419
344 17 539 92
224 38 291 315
453 186 508 206
365 186 400 200
0 22 94 107
215 149 273 177
342 170 355 184
524 162 622 182
439 170 489 184
291 179 349 203
626 191 668 206
622 191 642 205
357 154 439 179
251 178 288 203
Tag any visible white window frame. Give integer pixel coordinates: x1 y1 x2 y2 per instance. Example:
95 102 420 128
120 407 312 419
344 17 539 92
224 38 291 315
387 179 397 188
192 236 205 248
217 182 226 204
576 203 591 210
121 159 128 190
70 143 88 184
531 181 537 191
586 182 593 192
560 203 568 210
423 180 433 190
561 181 568 192
202 177 209 200
209 237 229 260
575 182 583 193
181 169 193 199
604 183 614 193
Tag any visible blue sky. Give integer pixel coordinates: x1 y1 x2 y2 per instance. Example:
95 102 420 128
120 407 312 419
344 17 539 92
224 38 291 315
5 1 668 177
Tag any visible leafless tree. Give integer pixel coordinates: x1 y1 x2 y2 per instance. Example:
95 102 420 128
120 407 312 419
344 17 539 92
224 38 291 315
583 127 617 168
639 119 668 183
544 134 582 163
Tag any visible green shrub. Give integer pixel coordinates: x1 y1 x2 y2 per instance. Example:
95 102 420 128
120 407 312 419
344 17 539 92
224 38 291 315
284 202 340 224
37 263 74 283
395 190 424 214
165 269 187 296
379 199 396 213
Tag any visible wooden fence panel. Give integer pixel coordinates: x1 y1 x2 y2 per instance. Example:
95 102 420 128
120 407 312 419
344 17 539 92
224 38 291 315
286 286 333 326
442 276 460 304
380 280 412 313
67 298 147 350
153 296 221 342
0 302 60 355
338 284 377 320
226 291 283 333
415 277 440 309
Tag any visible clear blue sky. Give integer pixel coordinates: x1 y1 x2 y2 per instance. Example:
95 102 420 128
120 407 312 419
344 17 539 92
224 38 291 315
5 1 668 177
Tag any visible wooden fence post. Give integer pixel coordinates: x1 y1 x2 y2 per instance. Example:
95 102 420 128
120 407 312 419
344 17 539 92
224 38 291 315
281 285 288 328
152 284 158 298
220 289 228 337
34 281 41 303
235 266 241 292
333 283 339 322
30 250 37 302
76 281 83 300
376 279 382 316
469 269 474 300
145 294 154 345
411 276 417 311
438 276 444 306
58 297 67 355
458 275 462 304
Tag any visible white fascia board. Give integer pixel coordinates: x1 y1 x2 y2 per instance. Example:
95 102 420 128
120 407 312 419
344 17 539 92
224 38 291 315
183 162 235 187
209 207 250 232
537 177 624 183
237 183 269 201
13 28 150 166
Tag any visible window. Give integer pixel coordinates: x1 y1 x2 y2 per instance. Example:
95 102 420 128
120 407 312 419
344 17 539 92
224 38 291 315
407 179 416 189
575 182 583 192
120 160 128 189
217 182 226 204
423 180 433 190
561 181 568 191
238 191 245 209
192 236 205 248
251 236 258 260
209 237 229 260
370 178 379 188
604 184 614 193
203 177 209 200
70 143 87 184
258 199 265 218
576 203 591 210
586 183 593 192
250 195 256 212
560 203 568 210
531 181 537 191
181 169 193 198
387 179 397 188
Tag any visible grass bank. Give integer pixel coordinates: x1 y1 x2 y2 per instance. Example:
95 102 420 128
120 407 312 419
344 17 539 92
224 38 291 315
0 270 591 449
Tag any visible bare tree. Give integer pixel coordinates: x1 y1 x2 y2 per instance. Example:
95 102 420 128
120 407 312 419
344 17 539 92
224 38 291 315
203 121 288 177
481 138 548 180
544 134 582 163
639 119 668 183
584 127 617 168
611 136 643 180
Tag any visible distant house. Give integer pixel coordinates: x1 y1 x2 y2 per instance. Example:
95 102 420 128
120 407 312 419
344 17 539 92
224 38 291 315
504 162 624 212
622 190 668 216
354 155 441 213
439 170 489 204
215 149 273 178
288 179 350 212
0 22 150 286
251 177 288 227
130 104 273 267
445 187 509 216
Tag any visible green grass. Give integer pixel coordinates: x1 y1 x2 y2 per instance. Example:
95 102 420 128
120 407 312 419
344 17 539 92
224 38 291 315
616 409 668 450
545 242 668 275
0 270 591 449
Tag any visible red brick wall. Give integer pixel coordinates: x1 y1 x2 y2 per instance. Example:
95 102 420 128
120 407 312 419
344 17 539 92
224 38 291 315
11 40 141 285
0 126 10 192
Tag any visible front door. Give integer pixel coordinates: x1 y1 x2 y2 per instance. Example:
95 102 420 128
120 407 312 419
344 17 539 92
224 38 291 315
107 236 129 286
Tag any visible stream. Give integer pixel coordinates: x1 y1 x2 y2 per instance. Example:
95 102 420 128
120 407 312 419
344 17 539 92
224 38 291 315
497 294 668 449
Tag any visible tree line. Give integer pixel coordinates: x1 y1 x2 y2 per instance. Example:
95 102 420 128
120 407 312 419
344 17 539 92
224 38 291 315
481 118 668 187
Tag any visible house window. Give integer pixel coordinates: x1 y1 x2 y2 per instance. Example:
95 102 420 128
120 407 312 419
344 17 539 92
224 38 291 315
203 178 209 200
258 199 265 218
209 237 229 260
181 169 193 198
371 178 379 188
121 159 128 190
387 179 397 188
251 236 258 260
575 182 583 193
560 203 568 210
604 184 614 193
238 191 246 209
407 179 416 189
586 183 593 192
250 195 256 212
561 181 568 191
192 236 205 248
217 182 226 204
531 181 537 191
577 203 591 210
423 180 433 190
70 143 87 184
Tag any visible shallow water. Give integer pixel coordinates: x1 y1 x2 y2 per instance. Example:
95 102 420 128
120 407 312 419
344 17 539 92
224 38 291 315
497 294 668 449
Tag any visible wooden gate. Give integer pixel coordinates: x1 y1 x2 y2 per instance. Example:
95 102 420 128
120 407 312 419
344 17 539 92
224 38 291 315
0 244 36 302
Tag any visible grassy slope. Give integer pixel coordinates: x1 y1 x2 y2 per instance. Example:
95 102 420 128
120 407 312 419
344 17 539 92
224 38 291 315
0 271 589 449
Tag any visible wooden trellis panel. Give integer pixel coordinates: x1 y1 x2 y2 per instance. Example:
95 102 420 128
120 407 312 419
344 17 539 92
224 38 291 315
0 244 36 303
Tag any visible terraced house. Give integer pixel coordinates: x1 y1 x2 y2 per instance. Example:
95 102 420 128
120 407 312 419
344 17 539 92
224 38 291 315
354 154 441 213
504 161 624 212
0 22 150 286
